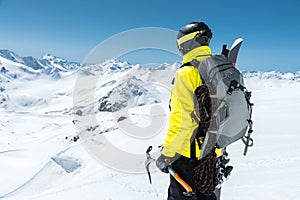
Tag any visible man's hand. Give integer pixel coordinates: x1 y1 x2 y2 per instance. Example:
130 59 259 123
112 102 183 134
156 154 172 173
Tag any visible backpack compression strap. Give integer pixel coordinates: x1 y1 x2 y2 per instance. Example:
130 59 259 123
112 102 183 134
242 91 254 155
226 80 254 155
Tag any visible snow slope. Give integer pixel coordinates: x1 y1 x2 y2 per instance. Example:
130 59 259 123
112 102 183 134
1 50 300 200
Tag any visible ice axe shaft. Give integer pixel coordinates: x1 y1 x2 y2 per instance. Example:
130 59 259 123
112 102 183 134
168 166 194 197
145 146 155 184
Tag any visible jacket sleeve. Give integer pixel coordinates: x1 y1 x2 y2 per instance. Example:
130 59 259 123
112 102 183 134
162 66 202 157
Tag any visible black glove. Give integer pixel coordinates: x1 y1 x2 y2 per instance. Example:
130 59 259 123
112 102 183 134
156 154 172 173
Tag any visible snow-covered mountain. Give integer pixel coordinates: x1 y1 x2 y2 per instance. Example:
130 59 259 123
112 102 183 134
243 70 300 81
98 76 160 112
1 49 300 81
1 50 300 200
0 50 176 114
95 61 177 112
1 49 300 112
0 50 80 78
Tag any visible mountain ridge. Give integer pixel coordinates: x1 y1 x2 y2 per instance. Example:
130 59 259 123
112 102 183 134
1 49 299 81
0 49 80 73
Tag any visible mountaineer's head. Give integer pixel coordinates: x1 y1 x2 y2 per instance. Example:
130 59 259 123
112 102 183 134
176 22 212 63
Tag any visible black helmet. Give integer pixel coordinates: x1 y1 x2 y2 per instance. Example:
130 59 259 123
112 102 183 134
176 22 213 55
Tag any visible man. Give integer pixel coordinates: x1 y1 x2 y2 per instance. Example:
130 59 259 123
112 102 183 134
156 22 222 200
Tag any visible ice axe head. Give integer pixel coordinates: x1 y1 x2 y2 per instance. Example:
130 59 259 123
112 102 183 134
146 146 152 154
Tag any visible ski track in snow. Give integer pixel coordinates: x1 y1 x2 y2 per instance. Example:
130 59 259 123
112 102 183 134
1 55 300 199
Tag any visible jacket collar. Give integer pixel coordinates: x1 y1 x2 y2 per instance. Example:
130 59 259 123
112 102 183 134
182 46 211 64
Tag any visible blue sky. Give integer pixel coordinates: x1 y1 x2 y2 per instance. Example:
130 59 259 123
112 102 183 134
0 0 299 72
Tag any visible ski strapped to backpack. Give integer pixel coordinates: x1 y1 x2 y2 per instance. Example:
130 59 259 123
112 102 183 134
189 54 254 158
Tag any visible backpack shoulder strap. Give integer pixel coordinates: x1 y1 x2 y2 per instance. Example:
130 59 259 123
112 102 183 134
180 62 192 69
171 62 193 85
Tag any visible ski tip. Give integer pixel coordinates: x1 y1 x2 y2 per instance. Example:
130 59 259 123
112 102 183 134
230 38 243 50
236 38 243 43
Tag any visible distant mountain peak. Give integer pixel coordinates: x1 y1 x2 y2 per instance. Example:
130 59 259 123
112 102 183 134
0 49 81 78
243 71 300 81
0 49 23 64
42 54 67 62
100 58 133 72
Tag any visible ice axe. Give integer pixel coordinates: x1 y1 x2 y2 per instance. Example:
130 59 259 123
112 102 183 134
145 146 195 197
145 146 155 184
168 166 195 197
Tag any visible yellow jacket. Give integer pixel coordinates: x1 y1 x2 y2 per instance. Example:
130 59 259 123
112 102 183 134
162 46 222 159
